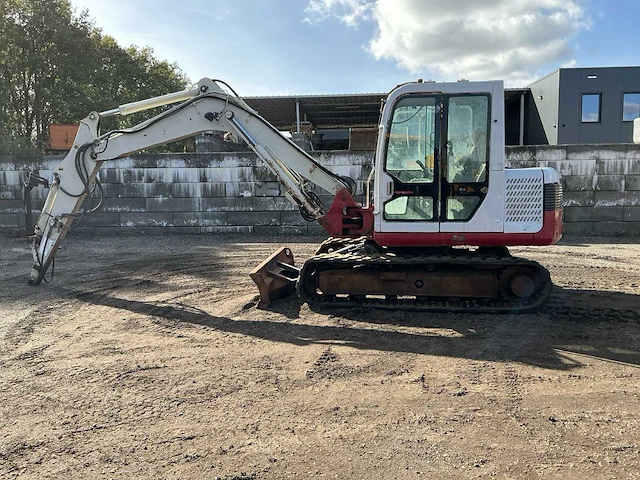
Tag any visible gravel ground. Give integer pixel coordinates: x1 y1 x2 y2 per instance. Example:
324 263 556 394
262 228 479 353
0 234 639 479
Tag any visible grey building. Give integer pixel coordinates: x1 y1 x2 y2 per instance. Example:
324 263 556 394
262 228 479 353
525 66 640 145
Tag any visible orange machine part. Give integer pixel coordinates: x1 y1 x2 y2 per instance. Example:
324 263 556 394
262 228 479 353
48 124 79 150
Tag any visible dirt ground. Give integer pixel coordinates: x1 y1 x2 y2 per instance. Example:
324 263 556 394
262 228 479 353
0 234 639 479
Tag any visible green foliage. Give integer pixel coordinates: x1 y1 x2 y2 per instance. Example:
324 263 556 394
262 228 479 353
0 0 191 154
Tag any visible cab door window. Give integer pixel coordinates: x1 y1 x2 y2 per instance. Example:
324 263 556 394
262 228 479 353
386 96 436 185
384 96 437 221
444 95 490 221
446 96 489 184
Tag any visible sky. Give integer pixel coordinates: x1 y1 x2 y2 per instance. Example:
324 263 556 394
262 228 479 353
69 0 640 96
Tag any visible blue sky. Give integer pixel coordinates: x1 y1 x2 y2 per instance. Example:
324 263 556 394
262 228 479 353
70 0 639 96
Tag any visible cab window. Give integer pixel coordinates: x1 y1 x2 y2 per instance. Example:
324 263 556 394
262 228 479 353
446 96 489 183
385 96 437 184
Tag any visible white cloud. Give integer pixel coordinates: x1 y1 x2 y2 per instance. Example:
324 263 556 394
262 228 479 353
304 0 372 27
305 0 591 86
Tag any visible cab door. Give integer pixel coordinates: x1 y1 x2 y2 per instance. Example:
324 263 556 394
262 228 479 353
439 94 491 226
377 94 442 233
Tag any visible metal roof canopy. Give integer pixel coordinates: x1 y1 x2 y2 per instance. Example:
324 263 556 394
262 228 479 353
243 88 531 131
243 93 386 130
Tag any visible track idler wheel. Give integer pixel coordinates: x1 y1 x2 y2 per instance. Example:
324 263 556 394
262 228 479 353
498 266 545 303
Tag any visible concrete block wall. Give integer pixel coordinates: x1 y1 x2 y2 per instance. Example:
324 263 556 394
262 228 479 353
506 144 640 236
1 145 639 236
0 151 372 235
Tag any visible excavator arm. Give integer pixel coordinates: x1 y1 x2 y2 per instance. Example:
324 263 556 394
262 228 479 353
29 77 357 285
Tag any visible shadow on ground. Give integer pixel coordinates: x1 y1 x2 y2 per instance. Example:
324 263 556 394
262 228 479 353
75 285 640 371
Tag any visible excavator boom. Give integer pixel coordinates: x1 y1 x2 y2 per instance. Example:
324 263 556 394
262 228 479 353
29 78 357 285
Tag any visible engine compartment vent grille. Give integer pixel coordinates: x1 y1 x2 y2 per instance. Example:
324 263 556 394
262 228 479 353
505 176 544 224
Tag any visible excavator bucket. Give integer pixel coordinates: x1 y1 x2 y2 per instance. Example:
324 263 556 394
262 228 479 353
250 247 300 309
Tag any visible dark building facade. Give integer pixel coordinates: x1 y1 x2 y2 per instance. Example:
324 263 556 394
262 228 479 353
525 66 640 145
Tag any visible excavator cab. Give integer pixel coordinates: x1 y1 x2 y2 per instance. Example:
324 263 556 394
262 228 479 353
374 81 500 243
371 80 562 248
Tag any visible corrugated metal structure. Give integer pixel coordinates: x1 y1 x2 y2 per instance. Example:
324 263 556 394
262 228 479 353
244 93 385 130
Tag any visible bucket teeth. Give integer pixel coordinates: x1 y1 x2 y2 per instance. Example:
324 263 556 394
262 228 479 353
250 247 300 309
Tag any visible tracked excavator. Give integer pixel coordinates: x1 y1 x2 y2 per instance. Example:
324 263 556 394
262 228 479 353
27 77 563 312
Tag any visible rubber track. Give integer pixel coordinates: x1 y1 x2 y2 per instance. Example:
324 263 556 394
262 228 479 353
298 243 552 313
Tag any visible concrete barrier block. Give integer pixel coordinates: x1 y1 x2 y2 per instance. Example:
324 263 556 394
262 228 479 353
253 197 297 211
592 221 626 236
594 192 627 207
119 183 172 198
199 167 254 183
564 176 594 191
225 182 255 197
200 197 253 212
624 206 640 221
506 160 538 169
625 145 640 160
146 167 200 184
120 212 173 227
171 182 225 198
146 197 198 212
312 151 373 166
596 192 640 207
142 167 175 183
280 211 310 226
100 168 145 184
505 146 536 162
562 222 594 235
626 175 640 191
216 154 259 168
0 213 20 227
538 160 596 177
100 183 120 199
101 198 147 213
566 144 628 160
564 206 623 222
623 222 640 235
255 182 281 197
94 226 147 236
76 212 121 227
594 175 624 191
598 159 632 175
69 226 96 235
0 185 26 200
254 167 279 182
0 200 26 213
254 225 309 236
173 212 227 227
200 226 253 234
307 225 329 235
0 171 26 186
227 211 280 226
146 226 201 234
624 223 640 235
533 145 568 161
563 192 594 207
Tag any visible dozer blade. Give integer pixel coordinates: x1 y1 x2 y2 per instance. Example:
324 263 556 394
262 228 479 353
250 247 300 309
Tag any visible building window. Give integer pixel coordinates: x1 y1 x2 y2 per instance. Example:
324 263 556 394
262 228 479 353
581 94 601 123
623 93 640 122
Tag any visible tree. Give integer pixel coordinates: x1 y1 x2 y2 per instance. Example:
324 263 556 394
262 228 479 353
0 0 189 153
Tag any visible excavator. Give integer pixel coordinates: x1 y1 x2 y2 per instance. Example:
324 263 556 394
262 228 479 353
27 77 563 313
